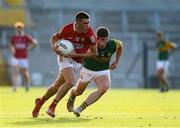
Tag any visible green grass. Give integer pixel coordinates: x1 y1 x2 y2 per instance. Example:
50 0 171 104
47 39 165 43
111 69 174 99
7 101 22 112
0 86 180 128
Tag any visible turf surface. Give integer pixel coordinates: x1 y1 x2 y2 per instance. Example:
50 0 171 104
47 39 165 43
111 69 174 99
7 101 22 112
0 86 180 128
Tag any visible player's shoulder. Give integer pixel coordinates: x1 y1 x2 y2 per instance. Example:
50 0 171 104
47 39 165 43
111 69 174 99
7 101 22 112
61 23 74 31
24 33 31 37
112 39 123 47
23 33 33 39
86 27 96 44
57 22 74 36
87 26 95 36
87 26 94 32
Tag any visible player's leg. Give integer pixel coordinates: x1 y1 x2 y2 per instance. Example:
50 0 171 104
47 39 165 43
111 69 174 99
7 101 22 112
163 61 170 92
11 57 19 91
67 68 93 112
157 60 170 92
18 59 30 91
157 68 165 92
46 67 76 117
67 80 89 112
156 61 167 92
162 72 170 92
44 73 65 100
32 72 65 117
20 68 30 91
12 65 19 92
73 74 110 117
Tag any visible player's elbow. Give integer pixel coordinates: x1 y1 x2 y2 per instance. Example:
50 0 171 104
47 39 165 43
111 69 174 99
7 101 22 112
52 33 59 42
32 40 37 47
51 35 59 47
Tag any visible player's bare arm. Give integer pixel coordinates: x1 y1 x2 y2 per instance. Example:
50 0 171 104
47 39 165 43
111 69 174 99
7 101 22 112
69 44 97 58
28 39 37 52
9 43 15 55
169 42 177 55
50 33 66 56
110 40 123 70
169 42 177 49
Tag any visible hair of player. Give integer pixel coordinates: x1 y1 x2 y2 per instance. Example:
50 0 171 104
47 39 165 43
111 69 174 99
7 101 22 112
75 11 90 21
97 27 110 37
156 31 164 37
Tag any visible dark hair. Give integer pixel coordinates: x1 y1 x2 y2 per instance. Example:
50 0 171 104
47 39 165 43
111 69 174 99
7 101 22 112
96 27 110 37
75 11 90 21
156 31 164 36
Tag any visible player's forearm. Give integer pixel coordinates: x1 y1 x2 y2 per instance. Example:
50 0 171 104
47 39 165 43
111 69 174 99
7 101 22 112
28 44 36 52
70 52 96 58
115 46 122 63
51 34 59 49
29 39 37 51
9 44 15 55
71 45 97 58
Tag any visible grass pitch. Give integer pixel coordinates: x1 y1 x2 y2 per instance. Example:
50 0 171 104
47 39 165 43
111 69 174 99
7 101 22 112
0 86 180 128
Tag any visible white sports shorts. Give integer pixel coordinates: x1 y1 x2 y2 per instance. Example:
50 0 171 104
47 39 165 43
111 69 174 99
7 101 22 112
156 60 169 73
11 57 29 68
57 56 81 72
80 67 110 83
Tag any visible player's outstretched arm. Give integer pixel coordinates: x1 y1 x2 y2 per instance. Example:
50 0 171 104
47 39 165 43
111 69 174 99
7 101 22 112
170 42 177 49
169 42 177 55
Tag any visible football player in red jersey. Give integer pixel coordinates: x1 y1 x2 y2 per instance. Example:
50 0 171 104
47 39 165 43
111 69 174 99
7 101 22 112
32 11 97 118
9 21 37 92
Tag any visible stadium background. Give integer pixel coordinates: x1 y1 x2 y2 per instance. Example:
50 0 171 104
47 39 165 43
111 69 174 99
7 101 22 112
0 0 180 88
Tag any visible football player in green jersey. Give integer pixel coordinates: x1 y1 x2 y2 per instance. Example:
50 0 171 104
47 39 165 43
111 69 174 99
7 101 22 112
156 31 177 92
67 27 123 117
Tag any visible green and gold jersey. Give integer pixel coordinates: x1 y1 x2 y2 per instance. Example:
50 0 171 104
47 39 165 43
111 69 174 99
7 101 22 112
156 40 169 60
83 39 122 71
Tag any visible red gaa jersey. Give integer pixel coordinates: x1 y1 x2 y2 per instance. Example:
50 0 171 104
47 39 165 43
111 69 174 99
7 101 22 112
54 23 96 63
11 34 33 59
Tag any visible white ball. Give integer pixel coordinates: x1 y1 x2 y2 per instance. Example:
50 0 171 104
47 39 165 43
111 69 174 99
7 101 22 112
56 40 74 55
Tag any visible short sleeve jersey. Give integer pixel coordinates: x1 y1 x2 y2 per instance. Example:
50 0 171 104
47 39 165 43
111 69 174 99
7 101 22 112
83 39 121 71
156 40 170 60
55 23 96 63
10 34 33 59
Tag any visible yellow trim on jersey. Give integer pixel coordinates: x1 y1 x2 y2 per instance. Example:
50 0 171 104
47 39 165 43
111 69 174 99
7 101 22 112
113 39 123 52
159 42 176 51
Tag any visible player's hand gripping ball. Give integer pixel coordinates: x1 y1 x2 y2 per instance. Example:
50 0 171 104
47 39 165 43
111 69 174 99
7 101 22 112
56 40 74 55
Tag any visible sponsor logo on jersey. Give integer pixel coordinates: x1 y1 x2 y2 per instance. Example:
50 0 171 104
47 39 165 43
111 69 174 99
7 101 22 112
15 43 26 49
73 44 84 49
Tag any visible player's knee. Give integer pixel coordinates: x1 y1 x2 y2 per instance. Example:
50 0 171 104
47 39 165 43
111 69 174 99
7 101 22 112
65 79 75 88
99 85 109 94
74 90 83 96
13 70 18 75
65 82 74 90
22 73 29 79
158 73 164 80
